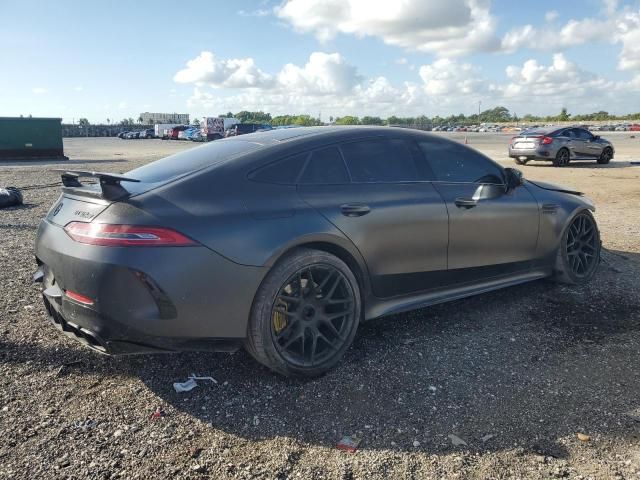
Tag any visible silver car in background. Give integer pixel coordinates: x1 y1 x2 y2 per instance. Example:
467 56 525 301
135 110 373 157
509 127 614 167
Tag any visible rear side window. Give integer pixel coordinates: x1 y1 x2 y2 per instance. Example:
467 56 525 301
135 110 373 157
249 153 308 184
340 139 425 183
299 147 349 184
418 140 504 184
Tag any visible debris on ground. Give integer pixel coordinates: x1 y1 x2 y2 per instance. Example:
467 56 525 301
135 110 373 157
173 378 199 393
72 419 97 430
481 434 495 443
149 407 166 420
0 186 23 209
448 434 468 446
189 374 217 384
336 436 362 453
577 433 591 442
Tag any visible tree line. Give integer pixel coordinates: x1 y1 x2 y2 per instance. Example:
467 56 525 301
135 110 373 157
74 106 640 127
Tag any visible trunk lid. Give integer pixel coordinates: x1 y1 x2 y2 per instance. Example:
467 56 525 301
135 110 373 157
46 193 112 227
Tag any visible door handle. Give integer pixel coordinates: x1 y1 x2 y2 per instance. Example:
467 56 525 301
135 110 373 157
455 197 477 209
340 203 371 217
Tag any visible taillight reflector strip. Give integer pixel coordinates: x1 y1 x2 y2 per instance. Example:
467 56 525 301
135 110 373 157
66 290 94 305
64 222 196 247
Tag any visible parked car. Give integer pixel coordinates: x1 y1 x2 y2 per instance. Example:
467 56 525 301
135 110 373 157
36 127 601 377
509 126 614 166
117 131 129 139
225 123 272 137
167 125 189 139
140 128 154 139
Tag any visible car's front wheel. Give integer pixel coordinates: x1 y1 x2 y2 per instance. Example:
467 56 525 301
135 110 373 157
245 248 361 377
553 210 601 284
597 147 613 164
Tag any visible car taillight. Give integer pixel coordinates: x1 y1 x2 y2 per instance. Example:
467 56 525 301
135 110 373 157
541 136 553 145
64 222 197 247
66 290 94 305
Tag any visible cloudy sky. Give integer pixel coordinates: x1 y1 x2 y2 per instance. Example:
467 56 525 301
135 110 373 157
2 0 640 123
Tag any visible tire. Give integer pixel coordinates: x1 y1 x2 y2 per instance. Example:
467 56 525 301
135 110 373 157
245 248 361 377
514 157 529 165
553 210 601 284
597 147 613 164
553 148 570 167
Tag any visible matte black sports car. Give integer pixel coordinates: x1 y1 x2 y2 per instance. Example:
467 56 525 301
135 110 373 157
34 127 601 377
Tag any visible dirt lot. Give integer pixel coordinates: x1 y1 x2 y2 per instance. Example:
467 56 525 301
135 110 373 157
1 133 639 479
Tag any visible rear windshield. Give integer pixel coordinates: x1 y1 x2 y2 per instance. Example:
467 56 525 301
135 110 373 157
126 139 261 184
520 129 548 136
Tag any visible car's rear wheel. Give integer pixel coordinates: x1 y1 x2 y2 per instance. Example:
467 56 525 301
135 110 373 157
553 211 600 284
514 157 529 165
553 148 570 167
597 147 613 164
245 248 361 377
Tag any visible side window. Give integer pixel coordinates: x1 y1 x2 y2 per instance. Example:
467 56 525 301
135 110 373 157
299 147 349 184
340 139 426 183
577 129 593 140
248 153 308 185
566 129 578 138
418 140 504 184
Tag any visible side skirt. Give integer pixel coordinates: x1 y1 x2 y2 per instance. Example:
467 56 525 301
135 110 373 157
364 269 550 320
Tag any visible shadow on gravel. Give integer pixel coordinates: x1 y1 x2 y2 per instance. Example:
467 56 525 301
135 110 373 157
525 161 634 169
5 250 640 456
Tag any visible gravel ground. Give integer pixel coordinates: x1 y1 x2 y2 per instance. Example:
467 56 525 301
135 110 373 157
1 135 639 479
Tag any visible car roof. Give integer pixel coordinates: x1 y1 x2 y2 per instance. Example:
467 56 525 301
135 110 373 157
221 125 429 147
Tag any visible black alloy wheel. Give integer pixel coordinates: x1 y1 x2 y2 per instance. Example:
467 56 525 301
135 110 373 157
554 211 600 284
245 248 361 377
271 265 356 368
565 213 599 278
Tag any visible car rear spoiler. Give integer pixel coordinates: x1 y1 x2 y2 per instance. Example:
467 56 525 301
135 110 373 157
51 169 141 200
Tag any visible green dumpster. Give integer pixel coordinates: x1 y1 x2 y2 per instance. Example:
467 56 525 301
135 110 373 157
0 117 67 160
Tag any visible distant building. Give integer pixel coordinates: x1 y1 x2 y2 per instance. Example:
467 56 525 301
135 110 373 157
140 112 189 125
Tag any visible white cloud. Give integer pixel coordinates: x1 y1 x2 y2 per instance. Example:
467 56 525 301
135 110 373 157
278 52 361 95
274 0 500 57
501 17 613 53
32 87 47 94
74 85 84 92
179 50 638 118
616 11 640 72
237 9 270 17
500 53 616 101
501 1 640 69
419 58 485 96
174 51 274 88
395 57 408 65
544 10 559 22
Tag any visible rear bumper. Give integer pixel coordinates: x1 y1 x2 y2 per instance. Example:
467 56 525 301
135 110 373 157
34 219 268 354
508 147 552 160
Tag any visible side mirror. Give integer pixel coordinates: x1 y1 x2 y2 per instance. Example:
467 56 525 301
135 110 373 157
594 135 600 140
504 167 524 189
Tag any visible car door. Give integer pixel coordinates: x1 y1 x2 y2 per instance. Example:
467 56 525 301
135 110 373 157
576 128 602 158
297 138 449 298
416 138 540 278
566 128 590 158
